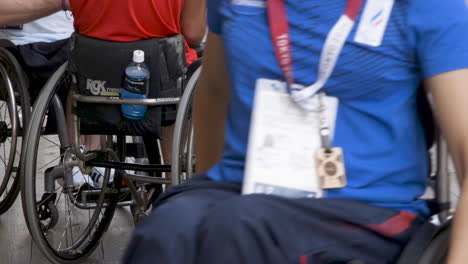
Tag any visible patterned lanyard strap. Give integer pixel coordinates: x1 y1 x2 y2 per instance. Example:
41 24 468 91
266 0 363 111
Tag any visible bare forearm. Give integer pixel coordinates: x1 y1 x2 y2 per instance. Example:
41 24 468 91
193 32 229 173
428 69 468 264
181 0 207 48
0 0 61 25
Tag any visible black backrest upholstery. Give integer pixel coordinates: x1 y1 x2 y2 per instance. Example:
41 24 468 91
68 33 187 137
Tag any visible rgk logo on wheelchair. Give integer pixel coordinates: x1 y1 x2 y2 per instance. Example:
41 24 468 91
86 78 120 96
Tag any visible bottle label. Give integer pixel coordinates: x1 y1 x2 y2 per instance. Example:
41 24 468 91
123 76 149 94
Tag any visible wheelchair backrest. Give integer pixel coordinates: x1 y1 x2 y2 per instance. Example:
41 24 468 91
68 33 187 99
68 33 187 137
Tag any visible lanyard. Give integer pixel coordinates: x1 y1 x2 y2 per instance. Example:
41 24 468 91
267 0 363 110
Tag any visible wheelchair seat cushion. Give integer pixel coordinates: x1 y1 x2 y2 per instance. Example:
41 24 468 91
68 33 187 137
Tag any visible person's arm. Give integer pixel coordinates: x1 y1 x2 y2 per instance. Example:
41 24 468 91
426 69 468 264
0 0 63 25
193 31 230 173
180 0 207 48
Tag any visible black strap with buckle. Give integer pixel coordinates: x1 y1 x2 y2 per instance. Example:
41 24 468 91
0 25 23 30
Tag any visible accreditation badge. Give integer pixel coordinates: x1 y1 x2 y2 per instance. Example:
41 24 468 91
242 79 339 198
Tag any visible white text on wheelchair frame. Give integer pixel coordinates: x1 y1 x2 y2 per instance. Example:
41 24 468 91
86 78 121 96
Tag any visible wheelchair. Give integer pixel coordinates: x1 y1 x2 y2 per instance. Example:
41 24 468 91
0 38 69 214
18 33 200 263
0 44 31 214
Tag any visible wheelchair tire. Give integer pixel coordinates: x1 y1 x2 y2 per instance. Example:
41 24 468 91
0 47 31 214
418 220 450 264
171 63 202 184
21 63 120 264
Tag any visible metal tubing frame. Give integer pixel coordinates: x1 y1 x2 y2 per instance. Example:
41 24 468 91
85 160 171 172
186 126 195 179
171 66 202 184
49 94 77 191
73 94 180 106
124 173 171 184
436 134 451 222
71 199 135 210
44 165 64 193
51 94 71 148
72 188 136 210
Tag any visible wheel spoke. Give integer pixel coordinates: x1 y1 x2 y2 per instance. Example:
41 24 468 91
57 182 82 251
41 136 65 150
37 153 65 173
1 103 7 123
0 153 7 168
0 103 6 121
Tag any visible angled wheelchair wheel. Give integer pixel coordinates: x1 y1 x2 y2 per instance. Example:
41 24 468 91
171 63 202 184
397 219 450 264
0 47 31 214
417 220 450 264
21 63 121 264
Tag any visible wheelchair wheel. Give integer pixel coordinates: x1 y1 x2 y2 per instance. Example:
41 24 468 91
171 63 202 184
417 221 450 264
0 47 31 214
21 63 121 264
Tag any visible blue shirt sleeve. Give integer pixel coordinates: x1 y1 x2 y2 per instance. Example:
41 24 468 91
207 0 223 34
409 0 468 78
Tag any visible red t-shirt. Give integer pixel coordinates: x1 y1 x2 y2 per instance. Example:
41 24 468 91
70 0 197 65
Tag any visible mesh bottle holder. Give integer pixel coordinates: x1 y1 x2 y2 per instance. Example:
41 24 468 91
68 33 187 138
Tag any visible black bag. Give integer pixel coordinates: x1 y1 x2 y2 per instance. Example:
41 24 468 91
68 33 187 137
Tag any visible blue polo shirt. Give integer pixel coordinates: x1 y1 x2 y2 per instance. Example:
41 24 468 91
206 0 468 216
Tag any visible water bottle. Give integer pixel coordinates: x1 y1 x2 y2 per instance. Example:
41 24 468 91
121 50 150 120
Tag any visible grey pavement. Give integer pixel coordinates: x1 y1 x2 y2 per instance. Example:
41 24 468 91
0 194 134 264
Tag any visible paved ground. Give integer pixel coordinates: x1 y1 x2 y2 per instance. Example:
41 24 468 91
0 134 135 264
0 197 134 264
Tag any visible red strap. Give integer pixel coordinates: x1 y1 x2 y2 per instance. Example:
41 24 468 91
345 0 364 20
267 0 363 89
366 211 417 237
267 0 294 86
